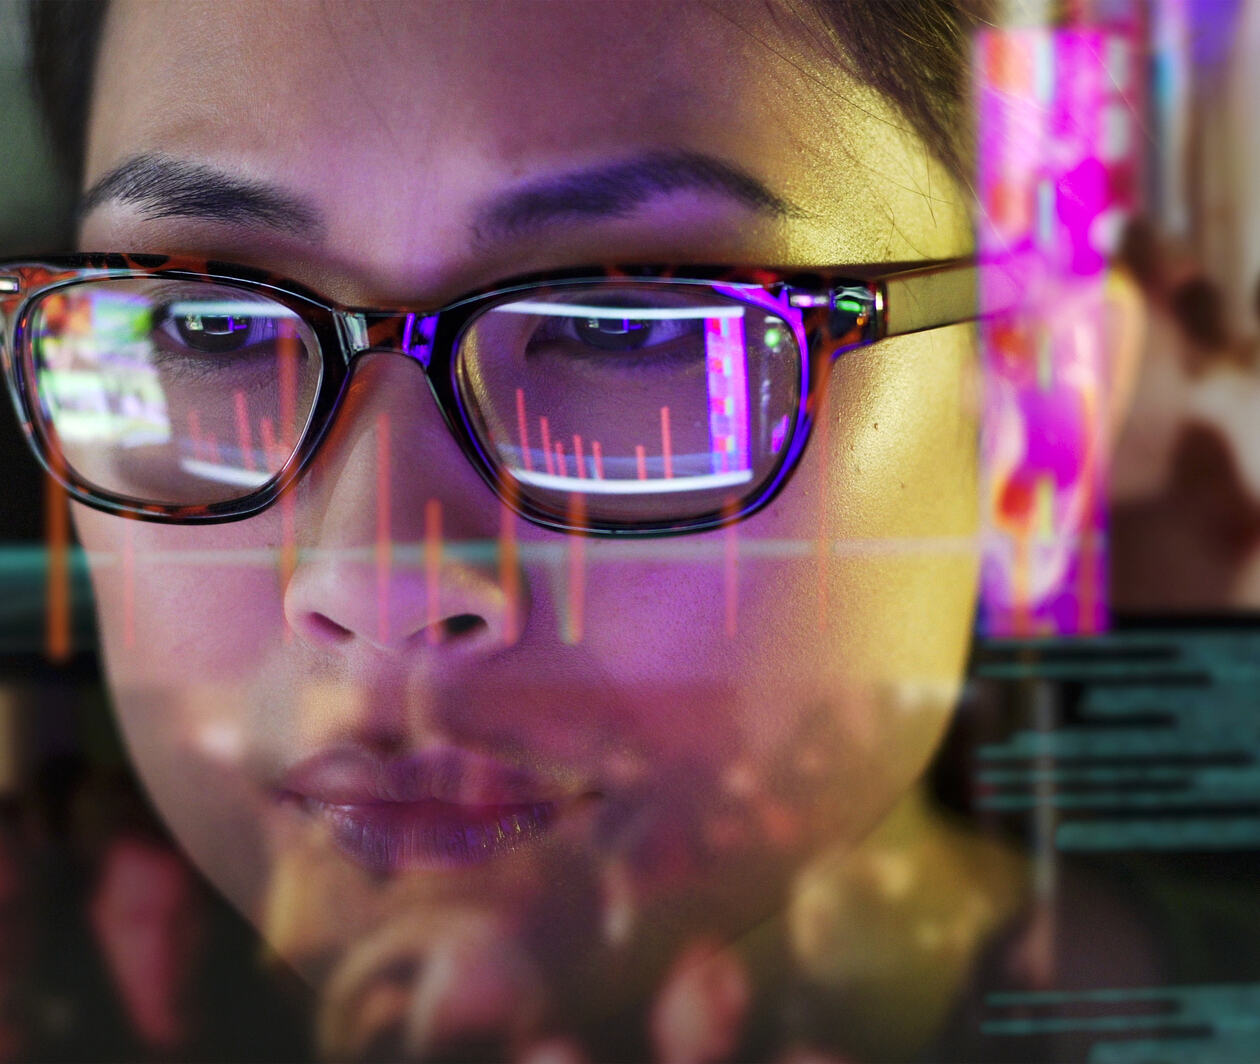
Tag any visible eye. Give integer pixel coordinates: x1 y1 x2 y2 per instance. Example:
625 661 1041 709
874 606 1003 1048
155 301 281 354
533 309 699 356
564 313 695 352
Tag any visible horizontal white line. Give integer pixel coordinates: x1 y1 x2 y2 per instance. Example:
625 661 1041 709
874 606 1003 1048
180 457 273 488
493 301 745 320
166 301 298 318
514 467 754 495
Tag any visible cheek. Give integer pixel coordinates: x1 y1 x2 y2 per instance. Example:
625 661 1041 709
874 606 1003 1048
72 506 283 913
574 325 978 838
73 505 288 685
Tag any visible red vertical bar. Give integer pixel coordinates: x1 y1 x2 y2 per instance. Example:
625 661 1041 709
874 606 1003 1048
425 498 442 645
234 390 256 470
187 408 203 461
45 474 69 662
660 405 672 479
566 494 585 644
277 323 299 641
376 413 391 646
555 440 567 479
540 417 554 476
635 445 647 481
592 441 604 480
515 388 533 472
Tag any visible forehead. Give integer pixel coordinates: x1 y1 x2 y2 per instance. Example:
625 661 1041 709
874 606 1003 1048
86 0 969 281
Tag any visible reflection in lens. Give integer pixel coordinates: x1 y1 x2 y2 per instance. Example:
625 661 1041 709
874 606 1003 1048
455 284 804 528
25 278 322 507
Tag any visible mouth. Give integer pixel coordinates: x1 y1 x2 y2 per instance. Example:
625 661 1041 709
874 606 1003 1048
274 747 587 874
284 795 559 873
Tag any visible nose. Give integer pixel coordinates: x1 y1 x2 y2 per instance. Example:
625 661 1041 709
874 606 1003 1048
282 352 520 656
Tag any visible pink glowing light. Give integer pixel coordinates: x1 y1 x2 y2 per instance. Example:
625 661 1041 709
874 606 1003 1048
540 416 554 476
661 406 673 480
515 388 532 472
704 314 750 474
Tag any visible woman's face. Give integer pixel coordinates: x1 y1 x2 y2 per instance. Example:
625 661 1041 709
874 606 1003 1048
74 0 977 1019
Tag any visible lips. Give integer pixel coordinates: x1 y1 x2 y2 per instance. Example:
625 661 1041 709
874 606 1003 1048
275 747 579 873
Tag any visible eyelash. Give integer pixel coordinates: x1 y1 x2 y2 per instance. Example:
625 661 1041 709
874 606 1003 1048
526 313 698 361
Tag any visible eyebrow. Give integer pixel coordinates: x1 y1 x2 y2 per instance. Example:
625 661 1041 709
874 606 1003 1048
79 149 804 246
79 154 326 238
472 150 806 242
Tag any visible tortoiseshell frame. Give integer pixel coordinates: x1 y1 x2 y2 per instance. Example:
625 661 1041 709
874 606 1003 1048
0 253 977 536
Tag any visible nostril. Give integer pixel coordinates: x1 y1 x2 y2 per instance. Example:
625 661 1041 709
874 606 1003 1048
305 613 355 644
442 614 486 638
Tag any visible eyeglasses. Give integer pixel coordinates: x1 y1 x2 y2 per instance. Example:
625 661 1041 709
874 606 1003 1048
0 254 978 536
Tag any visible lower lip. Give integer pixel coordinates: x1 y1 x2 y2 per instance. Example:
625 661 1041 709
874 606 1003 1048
290 797 558 873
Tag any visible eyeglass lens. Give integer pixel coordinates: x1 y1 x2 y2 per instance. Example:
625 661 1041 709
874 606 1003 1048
25 278 322 506
459 285 803 526
23 278 805 525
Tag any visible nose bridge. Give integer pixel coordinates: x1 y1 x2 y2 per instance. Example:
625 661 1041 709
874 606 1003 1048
283 351 516 655
339 308 439 369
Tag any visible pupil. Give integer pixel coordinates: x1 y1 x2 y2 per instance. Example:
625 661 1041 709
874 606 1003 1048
574 316 650 352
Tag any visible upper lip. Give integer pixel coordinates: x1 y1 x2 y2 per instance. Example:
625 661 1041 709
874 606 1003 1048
276 746 571 808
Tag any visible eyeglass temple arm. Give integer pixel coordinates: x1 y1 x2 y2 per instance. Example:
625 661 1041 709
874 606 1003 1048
874 258 1022 340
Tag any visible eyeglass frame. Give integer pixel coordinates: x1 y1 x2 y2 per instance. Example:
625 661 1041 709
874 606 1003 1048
0 253 980 536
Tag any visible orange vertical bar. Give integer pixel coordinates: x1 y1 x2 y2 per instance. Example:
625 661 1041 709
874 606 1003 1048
376 413 391 646
425 498 442 644
554 440 567 479
45 474 70 662
499 478 519 645
592 441 604 480
566 494 585 644
573 435 586 479
234 389 255 471
635 445 647 481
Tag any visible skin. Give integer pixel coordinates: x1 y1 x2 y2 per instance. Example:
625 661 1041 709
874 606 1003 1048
73 0 989 1051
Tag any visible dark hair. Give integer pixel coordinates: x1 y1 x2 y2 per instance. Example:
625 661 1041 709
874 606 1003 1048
30 0 986 191
1170 276 1231 357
